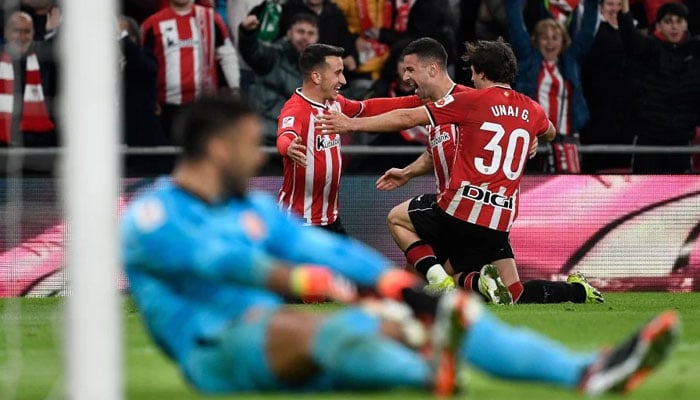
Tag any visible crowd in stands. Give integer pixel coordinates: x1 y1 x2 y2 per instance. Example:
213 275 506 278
0 0 698 174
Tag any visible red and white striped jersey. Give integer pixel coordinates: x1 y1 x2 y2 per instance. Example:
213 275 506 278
537 60 572 135
361 84 473 193
427 84 472 193
277 89 363 226
425 87 550 232
143 5 230 105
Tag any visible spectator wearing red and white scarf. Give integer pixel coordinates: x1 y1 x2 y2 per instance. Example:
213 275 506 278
0 11 56 147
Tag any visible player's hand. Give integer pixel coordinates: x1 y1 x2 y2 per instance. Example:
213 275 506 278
240 15 260 31
287 136 307 167
290 265 358 303
314 111 354 134
376 168 410 191
528 135 539 159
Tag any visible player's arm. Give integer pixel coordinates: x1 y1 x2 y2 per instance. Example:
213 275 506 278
262 199 421 296
317 106 430 134
359 96 423 117
277 110 307 166
376 151 434 191
538 120 557 142
122 199 354 301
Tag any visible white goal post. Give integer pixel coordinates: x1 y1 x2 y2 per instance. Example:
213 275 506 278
62 0 122 399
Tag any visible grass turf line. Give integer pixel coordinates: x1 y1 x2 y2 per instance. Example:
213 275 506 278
0 293 698 400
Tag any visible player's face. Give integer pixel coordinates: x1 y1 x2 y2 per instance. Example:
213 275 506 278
318 56 346 100
601 0 622 27
396 60 416 92
536 27 563 62
657 15 688 44
5 15 33 56
216 115 266 197
401 54 433 100
287 21 319 53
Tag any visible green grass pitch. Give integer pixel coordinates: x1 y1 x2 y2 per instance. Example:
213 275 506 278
1 293 698 399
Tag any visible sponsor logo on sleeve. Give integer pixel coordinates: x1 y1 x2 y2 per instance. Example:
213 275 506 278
434 94 454 108
282 116 295 128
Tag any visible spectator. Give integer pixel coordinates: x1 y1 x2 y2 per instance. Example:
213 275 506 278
0 11 57 147
620 0 700 173
279 0 359 73
19 0 60 41
580 0 633 172
119 16 167 175
142 0 240 142
504 0 598 173
334 0 411 96
226 0 265 94
238 12 318 144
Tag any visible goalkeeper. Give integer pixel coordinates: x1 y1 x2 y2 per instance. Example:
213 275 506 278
121 95 678 396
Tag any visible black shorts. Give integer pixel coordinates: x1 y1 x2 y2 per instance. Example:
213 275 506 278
408 194 514 274
316 217 347 235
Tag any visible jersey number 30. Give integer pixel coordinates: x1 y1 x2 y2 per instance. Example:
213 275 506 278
475 122 530 181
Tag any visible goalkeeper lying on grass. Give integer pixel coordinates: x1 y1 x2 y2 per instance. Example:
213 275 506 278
121 94 678 396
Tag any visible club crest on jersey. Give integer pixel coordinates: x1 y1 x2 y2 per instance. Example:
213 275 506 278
316 135 341 151
461 185 514 210
282 116 295 128
434 95 454 108
134 198 167 232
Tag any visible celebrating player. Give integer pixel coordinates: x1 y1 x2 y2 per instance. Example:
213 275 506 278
318 38 603 304
121 94 678 397
277 43 449 236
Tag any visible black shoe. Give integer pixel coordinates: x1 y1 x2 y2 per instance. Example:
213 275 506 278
579 310 680 395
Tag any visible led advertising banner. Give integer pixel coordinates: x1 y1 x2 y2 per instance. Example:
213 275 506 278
1 175 698 296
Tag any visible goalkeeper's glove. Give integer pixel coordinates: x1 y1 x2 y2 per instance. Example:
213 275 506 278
290 265 358 303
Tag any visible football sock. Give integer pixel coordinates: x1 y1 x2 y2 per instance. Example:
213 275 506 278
508 281 524 303
405 240 440 278
519 281 586 304
457 272 489 302
311 308 430 389
460 310 595 387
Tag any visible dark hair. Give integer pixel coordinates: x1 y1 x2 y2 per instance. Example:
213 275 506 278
656 2 688 23
401 37 447 68
462 38 517 85
288 12 318 29
173 95 256 160
400 37 448 69
299 43 345 78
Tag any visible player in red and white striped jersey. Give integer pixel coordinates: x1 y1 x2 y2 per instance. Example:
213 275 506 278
276 43 427 234
142 0 240 140
317 39 586 304
368 38 602 304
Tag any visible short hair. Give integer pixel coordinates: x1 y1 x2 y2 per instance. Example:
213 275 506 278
5 11 33 32
531 19 571 51
288 12 318 29
173 95 256 160
462 38 517 85
299 43 345 78
656 2 688 23
400 37 448 68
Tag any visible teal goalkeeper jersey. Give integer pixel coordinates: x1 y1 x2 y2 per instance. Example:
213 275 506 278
120 178 392 362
